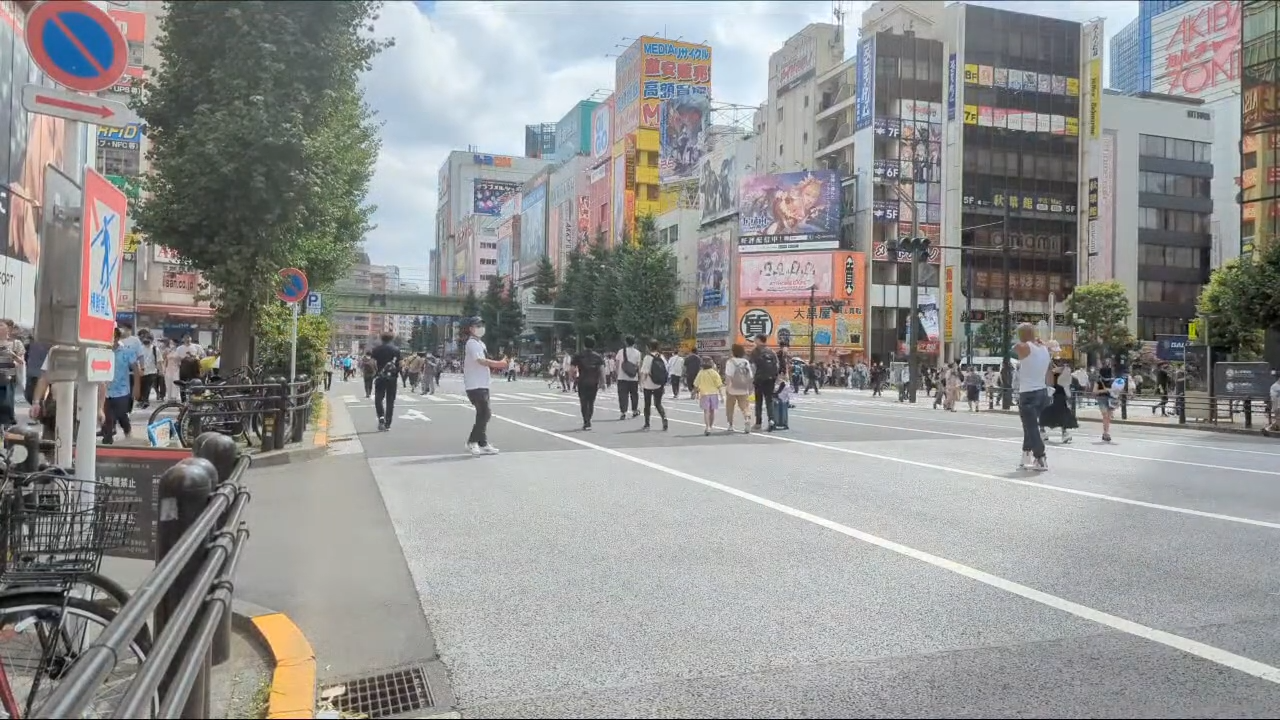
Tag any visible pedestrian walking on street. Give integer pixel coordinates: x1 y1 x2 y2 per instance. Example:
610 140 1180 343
361 352 377 398
460 316 507 455
666 351 684 399
749 334 778 432
692 356 723 436
683 349 701 400
101 328 142 445
570 336 605 430
615 337 641 420
723 343 753 433
1013 323 1052 471
369 332 402 431
1039 361 1077 444
639 340 669 431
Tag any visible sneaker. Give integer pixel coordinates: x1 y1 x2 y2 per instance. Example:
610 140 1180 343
662 419 668 431
1018 452 1032 470
1101 433 1112 442
704 429 710 436
1040 430 1049 443
743 426 750 434
478 445 499 455
619 413 626 421
1061 431 1072 444
1033 456 1048 471
377 418 385 431
583 423 592 431
466 441 477 452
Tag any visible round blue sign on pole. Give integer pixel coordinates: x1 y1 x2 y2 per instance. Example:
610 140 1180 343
25 1 128 94
277 268 309 304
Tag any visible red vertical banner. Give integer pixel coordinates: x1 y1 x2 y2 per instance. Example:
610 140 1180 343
108 9 147 78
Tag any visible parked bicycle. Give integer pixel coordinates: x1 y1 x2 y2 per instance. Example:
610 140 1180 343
146 367 275 448
0 427 153 718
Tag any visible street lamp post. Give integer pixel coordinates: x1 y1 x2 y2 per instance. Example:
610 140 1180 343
999 201 1013 410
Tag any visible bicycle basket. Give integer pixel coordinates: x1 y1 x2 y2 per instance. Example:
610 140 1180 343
0 473 139 584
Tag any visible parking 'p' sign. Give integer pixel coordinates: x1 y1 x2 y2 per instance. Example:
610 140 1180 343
26 1 128 94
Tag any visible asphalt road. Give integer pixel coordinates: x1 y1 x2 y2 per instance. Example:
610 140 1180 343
329 373 1280 718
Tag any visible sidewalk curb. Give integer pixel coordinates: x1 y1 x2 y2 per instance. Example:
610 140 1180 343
988 407 1271 437
234 600 317 720
248 401 332 467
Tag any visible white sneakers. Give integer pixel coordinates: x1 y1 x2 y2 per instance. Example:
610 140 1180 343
1018 452 1049 472
467 443 499 456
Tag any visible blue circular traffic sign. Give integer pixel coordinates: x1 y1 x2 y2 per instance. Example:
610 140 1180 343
278 268 309 304
26 1 128 94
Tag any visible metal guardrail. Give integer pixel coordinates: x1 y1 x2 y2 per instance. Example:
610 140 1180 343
34 432 252 718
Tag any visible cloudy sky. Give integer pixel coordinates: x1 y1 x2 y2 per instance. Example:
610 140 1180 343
360 0 1140 273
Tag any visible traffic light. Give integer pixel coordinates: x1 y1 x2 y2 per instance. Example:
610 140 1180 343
892 235 931 260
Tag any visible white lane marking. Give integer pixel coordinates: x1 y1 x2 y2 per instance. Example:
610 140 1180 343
808 403 1280 457
519 393 560 400
343 396 361 404
441 394 469 402
424 395 447 402
490 393 525 401
492 411 1280 685
781 411 1280 477
399 409 431 422
532 407 575 417
659 406 1280 531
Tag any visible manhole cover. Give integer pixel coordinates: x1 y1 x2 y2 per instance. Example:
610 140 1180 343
319 665 434 718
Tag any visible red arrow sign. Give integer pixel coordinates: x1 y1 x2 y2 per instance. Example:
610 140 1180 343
32 93 115 119
90 359 112 373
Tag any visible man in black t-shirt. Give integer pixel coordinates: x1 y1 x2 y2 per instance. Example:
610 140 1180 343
570 336 606 431
369 333 402 431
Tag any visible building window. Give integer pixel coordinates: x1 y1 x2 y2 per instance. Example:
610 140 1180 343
1137 207 1210 233
777 106 783 121
1138 280 1202 304
804 94 809 108
1139 171 1211 198
1137 316 1190 341
646 184 660 201
778 144 784 157
1140 244 1203 268
803 131 809 144
1138 134 1212 163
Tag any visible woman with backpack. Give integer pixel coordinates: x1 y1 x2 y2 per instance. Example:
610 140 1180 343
723 343 754 433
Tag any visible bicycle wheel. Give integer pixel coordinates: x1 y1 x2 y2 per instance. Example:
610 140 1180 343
0 592 154 718
1 574 152 648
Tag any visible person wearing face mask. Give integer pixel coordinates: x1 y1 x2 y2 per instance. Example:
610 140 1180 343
459 316 507 455
137 331 161 409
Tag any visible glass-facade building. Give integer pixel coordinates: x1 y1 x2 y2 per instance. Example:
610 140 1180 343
958 7 1081 332
1242 0 1280 257
865 32 946 360
1110 0 1191 94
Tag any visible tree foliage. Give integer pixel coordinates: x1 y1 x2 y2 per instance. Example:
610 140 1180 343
135 1 388 369
532 256 558 305
1066 280 1139 362
555 219 679 351
462 287 482 318
254 301 331 380
615 215 680 344
969 309 1010 356
1196 258 1265 358
480 277 525 356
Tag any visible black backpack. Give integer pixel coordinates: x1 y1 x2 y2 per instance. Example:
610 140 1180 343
647 354 669 385
755 348 779 380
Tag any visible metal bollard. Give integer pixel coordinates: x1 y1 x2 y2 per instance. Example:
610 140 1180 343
273 379 289 449
1120 393 1128 420
156 456 219 720
1245 397 1253 429
193 432 240 667
290 376 309 444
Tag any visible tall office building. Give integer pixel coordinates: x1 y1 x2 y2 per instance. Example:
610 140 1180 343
1242 0 1280 258
1110 1 1191 94
759 23 846 174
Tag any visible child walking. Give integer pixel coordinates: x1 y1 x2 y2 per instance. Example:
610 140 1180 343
693 357 723 436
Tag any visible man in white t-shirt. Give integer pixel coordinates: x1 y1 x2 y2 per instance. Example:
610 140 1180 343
614 337 641 420
460 317 508 455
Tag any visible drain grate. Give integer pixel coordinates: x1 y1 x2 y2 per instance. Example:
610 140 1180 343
319 665 434 718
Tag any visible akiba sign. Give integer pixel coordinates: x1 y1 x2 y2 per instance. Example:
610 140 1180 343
1153 0 1241 100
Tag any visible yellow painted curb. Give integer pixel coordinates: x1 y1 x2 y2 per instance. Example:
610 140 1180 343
252 612 317 719
313 396 330 448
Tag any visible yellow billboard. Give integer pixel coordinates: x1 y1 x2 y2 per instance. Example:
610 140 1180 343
1088 59 1101 138
637 37 712 130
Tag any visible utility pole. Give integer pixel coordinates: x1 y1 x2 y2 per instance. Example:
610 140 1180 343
964 251 973 365
999 200 1013 410
906 202 923 403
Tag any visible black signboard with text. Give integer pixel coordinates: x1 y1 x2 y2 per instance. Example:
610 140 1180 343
1213 362 1274 398
97 446 190 561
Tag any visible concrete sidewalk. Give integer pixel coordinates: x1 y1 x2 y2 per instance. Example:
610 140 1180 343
235 451 447 689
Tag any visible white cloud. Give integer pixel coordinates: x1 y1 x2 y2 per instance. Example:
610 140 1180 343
359 0 1140 269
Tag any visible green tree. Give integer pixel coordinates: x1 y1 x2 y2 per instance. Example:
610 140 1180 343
589 243 621 348
1197 258 1265 358
969 309 1010 355
462 286 482 318
136 1 388 370
560 248 594 348
615 215 680 345
1066 280 1140 363
532 255 558 352
255 301 332 380
409 317 426 352
1252 240 1280 331
479 277 525 356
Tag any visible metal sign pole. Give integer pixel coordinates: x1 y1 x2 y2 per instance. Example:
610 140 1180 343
290 301 299 381
54 382 75 468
